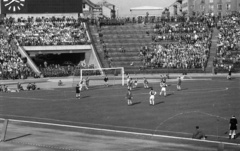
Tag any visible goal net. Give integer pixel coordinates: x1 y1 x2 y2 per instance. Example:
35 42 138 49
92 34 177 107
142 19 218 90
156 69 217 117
72 67 125 87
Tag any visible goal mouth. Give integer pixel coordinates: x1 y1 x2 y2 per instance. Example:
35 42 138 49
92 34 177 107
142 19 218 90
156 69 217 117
72 67 125 87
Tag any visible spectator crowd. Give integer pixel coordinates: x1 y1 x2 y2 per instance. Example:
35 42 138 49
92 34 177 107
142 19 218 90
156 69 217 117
5 16 89 46
0 35 33 80
2 13 240 79
214 13 240 72
152 21 213 43
0 16 91 80
138 16 213 70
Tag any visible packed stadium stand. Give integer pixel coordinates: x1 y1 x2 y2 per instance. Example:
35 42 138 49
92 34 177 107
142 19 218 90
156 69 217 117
89 15 217 74
1 0 240 79
214 14 240 73
0 29 34 80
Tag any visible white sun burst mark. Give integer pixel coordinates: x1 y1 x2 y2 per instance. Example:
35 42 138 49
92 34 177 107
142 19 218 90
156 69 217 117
8 6 11 10
13 6 16 12
18 6 20 10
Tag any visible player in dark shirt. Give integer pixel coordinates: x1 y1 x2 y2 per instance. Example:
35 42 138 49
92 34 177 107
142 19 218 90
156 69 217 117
76 84 81 99
104 76 109 87
126 89 133 106
177 77 182 91
143 77 149 88
192 126 206 140
227 65 232 80
229 115 238 139
85 77 90 88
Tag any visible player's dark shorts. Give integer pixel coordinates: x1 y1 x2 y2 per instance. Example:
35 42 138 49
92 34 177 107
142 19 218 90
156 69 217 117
230 125 237 130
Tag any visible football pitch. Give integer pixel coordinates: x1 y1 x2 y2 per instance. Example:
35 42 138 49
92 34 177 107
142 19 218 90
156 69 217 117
0 77 240 150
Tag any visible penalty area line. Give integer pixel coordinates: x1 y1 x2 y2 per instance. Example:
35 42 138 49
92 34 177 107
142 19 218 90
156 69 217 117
0 118 239 146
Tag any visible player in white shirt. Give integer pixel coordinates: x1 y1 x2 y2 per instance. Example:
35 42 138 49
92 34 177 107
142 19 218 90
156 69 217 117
160 82 167 97
79 80 84 91
133 78 138 88
127 78 133 90
126 74 130 86
80 79 88 90
149 88 157 105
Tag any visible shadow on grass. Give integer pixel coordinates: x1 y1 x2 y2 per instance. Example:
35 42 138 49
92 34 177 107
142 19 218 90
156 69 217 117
155 101 165 105
81 96 90 99
132 88 142 91
131 102 141 106
166 93 174 97
5 134 31 142
181 88 188 91
235 132 240 139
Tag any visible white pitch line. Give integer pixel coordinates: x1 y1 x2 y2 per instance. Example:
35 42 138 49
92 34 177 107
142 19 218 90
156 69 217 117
0 118 239 146
153 111 229 133
0 96 50 101
0 113 228 138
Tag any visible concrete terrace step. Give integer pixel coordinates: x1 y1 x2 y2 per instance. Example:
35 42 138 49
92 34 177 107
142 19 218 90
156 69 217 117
112 57 141 61
103 35 151 39
105 43 150 46
205 28 219 73
107 49 140 52
112 61 142 66
102 31 153 35
89 25 109 68
108 52 139 56
103 39 152 44
102 25 153 30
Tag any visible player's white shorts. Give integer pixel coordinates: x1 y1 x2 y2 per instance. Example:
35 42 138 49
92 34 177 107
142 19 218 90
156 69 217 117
161 87 166 92
150 95 155 100
135 83 137 86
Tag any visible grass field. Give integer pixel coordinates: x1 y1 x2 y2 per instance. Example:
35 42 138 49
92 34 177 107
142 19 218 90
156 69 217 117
0 77 240 150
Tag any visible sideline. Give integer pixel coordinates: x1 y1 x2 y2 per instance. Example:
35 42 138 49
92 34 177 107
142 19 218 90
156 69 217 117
0 118 239 146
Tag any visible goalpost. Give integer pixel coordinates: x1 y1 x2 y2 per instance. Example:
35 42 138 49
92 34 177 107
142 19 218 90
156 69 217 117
75 67 125 87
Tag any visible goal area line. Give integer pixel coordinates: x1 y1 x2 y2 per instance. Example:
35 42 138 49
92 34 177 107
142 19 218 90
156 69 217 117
0 118 238 146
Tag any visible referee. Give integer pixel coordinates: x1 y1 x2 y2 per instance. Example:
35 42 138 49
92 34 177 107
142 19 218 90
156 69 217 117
229 115 238 139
